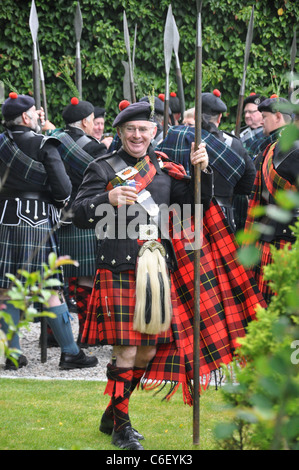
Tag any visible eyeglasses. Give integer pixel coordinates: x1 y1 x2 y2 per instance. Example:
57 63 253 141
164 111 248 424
123 125 154 134
244 110 259 115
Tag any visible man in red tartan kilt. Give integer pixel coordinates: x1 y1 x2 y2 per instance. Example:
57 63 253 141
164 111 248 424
73 100 212 449
73 100 265 450
245 95 299 304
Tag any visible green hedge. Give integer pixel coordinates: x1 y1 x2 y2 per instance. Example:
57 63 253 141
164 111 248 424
0 0 298 131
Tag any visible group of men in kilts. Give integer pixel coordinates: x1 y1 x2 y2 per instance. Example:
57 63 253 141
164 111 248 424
0 87 298 450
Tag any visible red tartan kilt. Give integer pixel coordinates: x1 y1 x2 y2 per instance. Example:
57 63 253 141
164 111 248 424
82 268 177 346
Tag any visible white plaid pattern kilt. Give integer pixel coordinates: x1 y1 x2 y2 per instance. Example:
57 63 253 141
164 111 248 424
0 219 60 289
57 223 98 278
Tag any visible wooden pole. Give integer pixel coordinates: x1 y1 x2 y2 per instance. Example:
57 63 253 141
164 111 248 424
193 0 202 447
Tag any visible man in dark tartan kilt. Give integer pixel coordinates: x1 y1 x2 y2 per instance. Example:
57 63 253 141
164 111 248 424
157 89 256 232
245 95 299 304
47 98 107 346
0 93 98 371
73 100 266 450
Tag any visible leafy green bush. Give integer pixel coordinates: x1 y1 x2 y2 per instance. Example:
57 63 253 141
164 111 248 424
215 220 299 450
0 253 77 366
0 1 298 131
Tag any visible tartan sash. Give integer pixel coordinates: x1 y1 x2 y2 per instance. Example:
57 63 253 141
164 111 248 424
0 132 48 186
45 130 94 175
106 150 189 192
156 125 245 186
245 142 297 231
240 127 266 160
263 142 297 196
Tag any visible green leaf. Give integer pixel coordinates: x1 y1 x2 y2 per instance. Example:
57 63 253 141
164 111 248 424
43 279 62 288
48 252 58 270
237 245 260 267
279 124 299 152
275 190 299 211
214 422 237 440
265 205 293 224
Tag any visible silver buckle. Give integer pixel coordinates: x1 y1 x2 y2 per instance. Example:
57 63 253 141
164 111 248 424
139 224 158 240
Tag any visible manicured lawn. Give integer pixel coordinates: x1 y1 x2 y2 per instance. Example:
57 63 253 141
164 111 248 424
0 378 225 450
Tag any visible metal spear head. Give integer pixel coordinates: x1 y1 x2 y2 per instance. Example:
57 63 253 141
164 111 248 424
172 14 180 59
74 2 83 43
132 23 137 72
122 60 131 101
196 0 203 14
123 10 136 102
29 0 39 44
123 10 132 63
164 5 174 76
243 6 254 72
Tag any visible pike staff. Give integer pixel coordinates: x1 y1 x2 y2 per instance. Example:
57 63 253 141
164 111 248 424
37 42 48 121
163 5 174 138
193 0 203 447
29 0 41 111
29 0 48 363
74 2 83 100
235 6 254 137
30 1 48 121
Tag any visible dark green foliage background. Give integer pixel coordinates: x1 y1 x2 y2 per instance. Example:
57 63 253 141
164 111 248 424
0 0 298 131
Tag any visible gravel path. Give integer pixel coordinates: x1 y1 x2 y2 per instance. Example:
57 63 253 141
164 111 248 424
0 315 112 381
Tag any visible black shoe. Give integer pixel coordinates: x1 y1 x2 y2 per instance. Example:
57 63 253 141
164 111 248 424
99 413 144 440
5 355 28 371
112 426 144 450
59 349 98 370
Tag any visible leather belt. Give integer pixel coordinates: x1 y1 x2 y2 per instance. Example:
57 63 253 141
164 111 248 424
0 189 53 203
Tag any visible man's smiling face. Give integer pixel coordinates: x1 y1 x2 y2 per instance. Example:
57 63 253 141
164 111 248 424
118 120 157 159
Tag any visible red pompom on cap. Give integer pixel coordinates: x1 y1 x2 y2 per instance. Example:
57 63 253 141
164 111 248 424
9 92 18 99
119 100 131 111
250 92 256 96
213 89 221 97
71 97 79 105
270 94 279 99
170 92 177 97
158 93 165 102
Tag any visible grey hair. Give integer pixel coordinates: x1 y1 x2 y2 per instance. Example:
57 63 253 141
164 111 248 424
68 113 94 128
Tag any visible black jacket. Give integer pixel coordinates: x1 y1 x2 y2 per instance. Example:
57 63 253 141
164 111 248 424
203 121 256 199
0 126 72 225
1 126 71 201
63 126 107 196
73 146 213 272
